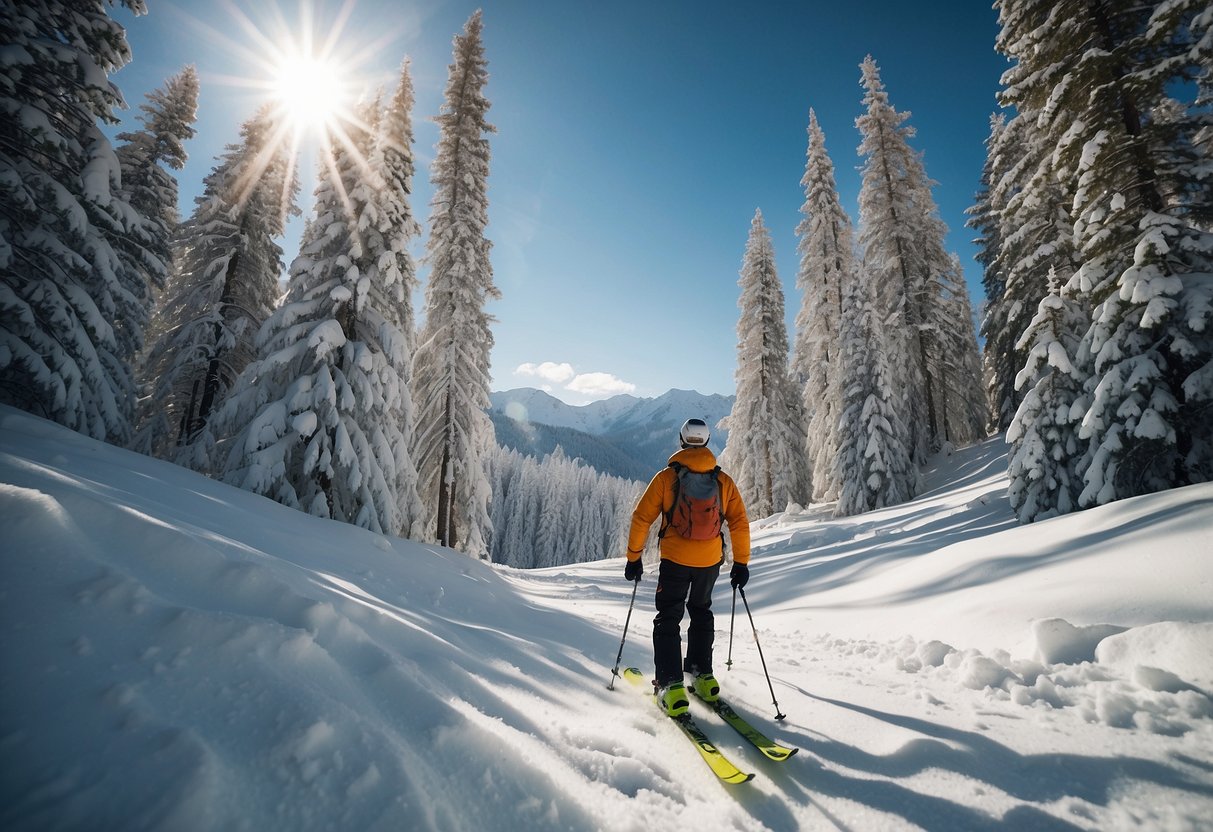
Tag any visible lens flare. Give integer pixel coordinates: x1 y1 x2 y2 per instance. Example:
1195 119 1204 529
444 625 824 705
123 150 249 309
272 53 348 132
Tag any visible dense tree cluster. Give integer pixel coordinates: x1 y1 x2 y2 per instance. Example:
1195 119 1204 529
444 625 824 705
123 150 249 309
2 5 505 551
2 0 165 445
728 57 985 518
973 0 1211 522
487 445 641 569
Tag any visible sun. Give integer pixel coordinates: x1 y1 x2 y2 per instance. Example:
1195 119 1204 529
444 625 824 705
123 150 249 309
272 53 349 134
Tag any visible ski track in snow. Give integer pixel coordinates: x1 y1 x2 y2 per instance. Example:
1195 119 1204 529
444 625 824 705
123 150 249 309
1 405 1211 831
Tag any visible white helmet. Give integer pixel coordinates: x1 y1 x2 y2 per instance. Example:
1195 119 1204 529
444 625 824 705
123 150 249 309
679 418 711 448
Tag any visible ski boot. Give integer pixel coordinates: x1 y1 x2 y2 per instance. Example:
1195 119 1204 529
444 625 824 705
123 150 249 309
692 672 720 703
657 682 689 717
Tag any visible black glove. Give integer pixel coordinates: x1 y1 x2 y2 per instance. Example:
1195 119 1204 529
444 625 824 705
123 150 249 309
624 558 643 582
730 563 749 589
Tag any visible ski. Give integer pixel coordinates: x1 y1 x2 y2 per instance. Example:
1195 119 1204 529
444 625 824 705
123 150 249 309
622 667 754 785
694 692 798 762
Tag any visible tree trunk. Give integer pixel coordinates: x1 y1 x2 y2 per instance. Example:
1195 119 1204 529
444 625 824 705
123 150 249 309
194 247 241 439
1087 0 1165 214
435 391 458 548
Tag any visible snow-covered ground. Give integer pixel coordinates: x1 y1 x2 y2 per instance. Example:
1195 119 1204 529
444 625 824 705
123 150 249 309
2 404 1211 831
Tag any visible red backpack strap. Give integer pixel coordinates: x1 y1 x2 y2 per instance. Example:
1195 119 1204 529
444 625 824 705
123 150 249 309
658 461 683 540
712 466 727 553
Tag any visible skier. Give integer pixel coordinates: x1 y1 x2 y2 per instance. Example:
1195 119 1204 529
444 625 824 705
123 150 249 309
623 418 751 717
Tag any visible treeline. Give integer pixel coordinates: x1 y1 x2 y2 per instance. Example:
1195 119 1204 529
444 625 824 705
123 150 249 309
487 446 641 569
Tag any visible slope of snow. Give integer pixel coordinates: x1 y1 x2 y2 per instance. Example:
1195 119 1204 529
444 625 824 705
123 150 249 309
2 406 1211 831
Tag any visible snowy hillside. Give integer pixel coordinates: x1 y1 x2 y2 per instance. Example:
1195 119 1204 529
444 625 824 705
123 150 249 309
490 387 641 434
490 387 733 437
488 411 654 483
490 387 735 475
2 405 1212 831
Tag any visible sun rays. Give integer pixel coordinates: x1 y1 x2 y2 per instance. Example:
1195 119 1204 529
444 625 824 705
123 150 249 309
186 0 406 229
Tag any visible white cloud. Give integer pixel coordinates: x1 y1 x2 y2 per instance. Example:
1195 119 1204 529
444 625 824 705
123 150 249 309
512 362 638 402
566 372 637 398
515 361 576 385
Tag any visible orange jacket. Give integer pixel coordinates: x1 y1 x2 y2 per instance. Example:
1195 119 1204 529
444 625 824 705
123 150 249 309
626 446 750 568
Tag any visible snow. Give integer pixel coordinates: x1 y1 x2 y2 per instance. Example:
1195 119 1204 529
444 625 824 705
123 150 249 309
2 406 1212 830
490 387 733 442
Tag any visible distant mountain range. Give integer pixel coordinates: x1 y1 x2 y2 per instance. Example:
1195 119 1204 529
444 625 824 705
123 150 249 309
489 388 735 481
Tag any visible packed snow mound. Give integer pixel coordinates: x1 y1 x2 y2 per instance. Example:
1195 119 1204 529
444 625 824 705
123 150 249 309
2 407 1212 830
1096 622 1213 688
1032 617 1129 664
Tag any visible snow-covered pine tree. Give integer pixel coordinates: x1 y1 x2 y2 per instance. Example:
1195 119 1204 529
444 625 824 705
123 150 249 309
532 446 567 566
1007 268 1091 522
362 60 422 351
214 84 424 537
0 0 153 444
792 109 856 502
134 107 298 468
834 265 915 517
855 56 936 465
996 0 1213 507
350 61 425 534
111 65 199 402
721 209 810 518
1080 215 1213 504
412 11 498 555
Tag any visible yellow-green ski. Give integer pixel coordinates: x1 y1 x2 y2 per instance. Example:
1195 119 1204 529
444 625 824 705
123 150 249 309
698 695 798 762
622 667 754 785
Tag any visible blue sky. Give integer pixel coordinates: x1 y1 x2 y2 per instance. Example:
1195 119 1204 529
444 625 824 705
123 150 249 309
110 0 1006 405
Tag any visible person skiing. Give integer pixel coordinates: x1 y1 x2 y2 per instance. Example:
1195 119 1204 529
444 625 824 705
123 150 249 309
623 417 751 717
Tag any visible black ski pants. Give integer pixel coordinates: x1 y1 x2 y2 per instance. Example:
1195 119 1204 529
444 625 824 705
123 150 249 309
653 558 721 686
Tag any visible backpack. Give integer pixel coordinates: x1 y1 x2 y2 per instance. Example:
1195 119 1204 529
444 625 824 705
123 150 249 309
660 462 724 541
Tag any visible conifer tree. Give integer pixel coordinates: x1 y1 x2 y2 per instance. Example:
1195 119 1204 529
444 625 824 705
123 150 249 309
857 55 989 458
721 209 809 518
214 82 425 536
361 60 423 350
1007 269 1090 521
134 108 298 468
792 109 855 501
112 65 199 396
412 11 498 555
834 267 915 516
855 56 936 464
1 0 153 444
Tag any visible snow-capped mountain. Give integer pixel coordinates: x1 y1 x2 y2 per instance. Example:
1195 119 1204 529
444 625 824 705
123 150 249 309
489 388 735 477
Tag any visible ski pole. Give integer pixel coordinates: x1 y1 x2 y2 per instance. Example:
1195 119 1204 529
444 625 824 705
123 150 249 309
739 586 786 721
607 576 641 690
725 585 737 670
